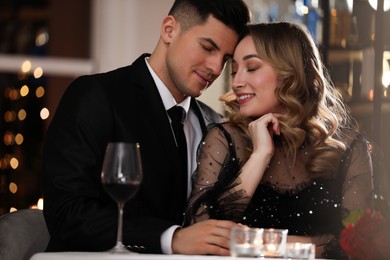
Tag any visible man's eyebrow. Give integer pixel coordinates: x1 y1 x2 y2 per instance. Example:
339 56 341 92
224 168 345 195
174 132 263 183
200 37 234 61
200 37 220 51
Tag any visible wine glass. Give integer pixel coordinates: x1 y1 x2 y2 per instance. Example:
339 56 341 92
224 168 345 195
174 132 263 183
101 142 143 253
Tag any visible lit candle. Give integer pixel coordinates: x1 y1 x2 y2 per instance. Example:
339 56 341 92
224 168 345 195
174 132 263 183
232 243 258 257
262 243 281 257
260 228 288 257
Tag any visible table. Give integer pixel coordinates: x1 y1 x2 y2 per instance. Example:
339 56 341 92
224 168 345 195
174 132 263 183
30 252 289 260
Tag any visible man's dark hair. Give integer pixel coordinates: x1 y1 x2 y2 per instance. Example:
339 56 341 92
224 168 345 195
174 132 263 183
168 0 250 37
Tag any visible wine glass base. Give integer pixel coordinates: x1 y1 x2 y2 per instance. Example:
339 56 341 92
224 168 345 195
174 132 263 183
108 242 135 254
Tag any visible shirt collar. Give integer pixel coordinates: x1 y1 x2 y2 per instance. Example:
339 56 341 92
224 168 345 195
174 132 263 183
145 57 191 114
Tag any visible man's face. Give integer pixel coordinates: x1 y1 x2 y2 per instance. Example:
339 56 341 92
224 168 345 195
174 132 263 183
164 16 239 103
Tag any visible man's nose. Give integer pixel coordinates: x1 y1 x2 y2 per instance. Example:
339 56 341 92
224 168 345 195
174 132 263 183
206 57 224 76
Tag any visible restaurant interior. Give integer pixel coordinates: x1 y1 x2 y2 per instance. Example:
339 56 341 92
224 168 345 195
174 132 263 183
0 0 389 218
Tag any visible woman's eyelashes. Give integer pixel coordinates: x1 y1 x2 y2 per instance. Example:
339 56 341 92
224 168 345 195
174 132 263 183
247 66 258 72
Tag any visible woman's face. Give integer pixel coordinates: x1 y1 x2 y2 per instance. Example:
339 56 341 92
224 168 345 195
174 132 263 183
231 35 285 118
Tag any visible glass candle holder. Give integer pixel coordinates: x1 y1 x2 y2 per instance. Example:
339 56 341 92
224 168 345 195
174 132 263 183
285 242 315 259
259 228 288 258
230 226 263 257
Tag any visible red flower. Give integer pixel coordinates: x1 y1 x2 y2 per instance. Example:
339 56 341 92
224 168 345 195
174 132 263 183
340 209 390 260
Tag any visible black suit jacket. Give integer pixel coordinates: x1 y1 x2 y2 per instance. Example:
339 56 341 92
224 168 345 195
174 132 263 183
43 54 222 253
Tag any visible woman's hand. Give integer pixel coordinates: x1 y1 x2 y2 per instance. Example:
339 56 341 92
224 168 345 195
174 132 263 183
248 113 281 164
234 113 282 198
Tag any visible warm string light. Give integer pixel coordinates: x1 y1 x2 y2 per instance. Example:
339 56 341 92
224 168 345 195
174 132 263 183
1 59 49 213
31 198 44 210
1 23 49 215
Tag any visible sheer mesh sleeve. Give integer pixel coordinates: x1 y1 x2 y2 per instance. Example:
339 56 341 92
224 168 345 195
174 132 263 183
184 123 251 225
320 134 375 258
341 135 374 215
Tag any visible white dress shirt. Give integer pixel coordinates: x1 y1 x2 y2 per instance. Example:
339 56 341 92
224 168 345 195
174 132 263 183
145 58 203 254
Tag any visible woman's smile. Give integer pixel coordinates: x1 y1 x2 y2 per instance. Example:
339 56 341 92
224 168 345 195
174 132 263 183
236 93 255 104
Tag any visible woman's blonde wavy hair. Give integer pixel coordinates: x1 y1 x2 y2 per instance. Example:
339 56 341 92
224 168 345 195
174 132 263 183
221 22 354 176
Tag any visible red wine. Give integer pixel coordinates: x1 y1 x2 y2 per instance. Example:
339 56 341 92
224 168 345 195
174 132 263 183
103 183 139 203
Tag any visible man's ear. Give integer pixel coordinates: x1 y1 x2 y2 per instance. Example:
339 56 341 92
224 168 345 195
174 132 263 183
161 15 179 43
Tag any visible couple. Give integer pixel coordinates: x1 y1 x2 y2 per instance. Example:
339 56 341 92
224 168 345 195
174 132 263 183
42 0 374 259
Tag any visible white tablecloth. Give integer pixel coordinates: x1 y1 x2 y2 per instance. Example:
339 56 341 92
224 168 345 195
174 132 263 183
30 252 288 260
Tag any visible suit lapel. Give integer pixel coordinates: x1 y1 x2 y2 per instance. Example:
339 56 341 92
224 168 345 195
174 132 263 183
190 98 218 134
130 56 178 158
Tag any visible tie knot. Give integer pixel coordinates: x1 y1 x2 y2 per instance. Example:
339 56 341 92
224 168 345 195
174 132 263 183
168 106 186 124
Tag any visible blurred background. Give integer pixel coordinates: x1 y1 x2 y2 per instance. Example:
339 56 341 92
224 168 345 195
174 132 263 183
0 0 389 216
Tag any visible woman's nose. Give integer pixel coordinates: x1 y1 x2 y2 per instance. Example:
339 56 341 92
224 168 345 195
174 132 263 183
232 76 245 90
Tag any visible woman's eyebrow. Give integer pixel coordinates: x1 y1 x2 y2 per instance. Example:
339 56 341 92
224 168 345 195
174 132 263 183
243 54 260 61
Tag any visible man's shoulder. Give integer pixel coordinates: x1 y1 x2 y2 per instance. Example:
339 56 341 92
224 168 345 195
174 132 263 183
194 99 222 123
96 54 150 79
67 54 151 92
77 53 150 81
195 99 216 113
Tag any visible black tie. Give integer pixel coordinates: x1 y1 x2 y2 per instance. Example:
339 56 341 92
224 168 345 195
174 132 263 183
168 106 188 218
168 106 188 170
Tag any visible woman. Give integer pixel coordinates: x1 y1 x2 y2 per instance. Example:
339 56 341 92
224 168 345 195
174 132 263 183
184 22 374 259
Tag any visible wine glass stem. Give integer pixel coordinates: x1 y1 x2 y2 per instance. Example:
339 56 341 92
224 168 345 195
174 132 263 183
117 202 124 246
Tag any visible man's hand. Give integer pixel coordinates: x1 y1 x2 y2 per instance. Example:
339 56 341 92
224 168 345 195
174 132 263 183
172 219 238 255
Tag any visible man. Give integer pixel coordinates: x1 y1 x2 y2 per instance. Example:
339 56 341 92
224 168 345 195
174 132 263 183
43 0 250 255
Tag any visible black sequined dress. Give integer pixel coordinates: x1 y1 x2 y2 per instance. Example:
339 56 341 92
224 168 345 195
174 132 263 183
185 123 374 259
